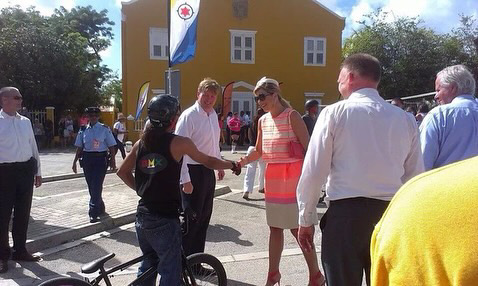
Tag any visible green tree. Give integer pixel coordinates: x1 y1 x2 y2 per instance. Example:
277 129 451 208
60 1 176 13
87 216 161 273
100 78 123 112
343 10 478 98
0 5 114 113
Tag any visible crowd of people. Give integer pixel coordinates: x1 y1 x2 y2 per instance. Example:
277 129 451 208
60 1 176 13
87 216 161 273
1 53 478 285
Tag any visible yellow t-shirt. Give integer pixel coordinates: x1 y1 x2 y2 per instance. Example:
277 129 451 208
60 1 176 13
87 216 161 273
370 156 478 286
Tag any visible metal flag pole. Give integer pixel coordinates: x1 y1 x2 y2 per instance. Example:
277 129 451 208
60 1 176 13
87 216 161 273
167 0 172 96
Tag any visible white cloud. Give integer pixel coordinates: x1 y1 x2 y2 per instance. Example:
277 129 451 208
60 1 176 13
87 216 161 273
316 0 478 39
99 42 113 59
0 0 75 16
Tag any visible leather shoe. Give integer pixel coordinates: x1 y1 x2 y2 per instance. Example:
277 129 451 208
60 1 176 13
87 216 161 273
258 188 265 193
89 216 100 223
12 252 42 262
0 260 7 273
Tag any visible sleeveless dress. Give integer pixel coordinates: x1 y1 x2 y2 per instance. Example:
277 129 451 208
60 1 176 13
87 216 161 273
261 108 303 229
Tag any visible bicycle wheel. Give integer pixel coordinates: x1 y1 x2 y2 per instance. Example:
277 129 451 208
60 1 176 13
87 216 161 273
38 277 91 286
183 253 227 286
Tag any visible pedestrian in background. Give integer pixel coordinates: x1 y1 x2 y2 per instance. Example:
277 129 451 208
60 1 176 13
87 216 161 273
242 108 266 200
72 107 116 223
227 112 241 154
0 87 42 274
117 95 240 285
296 54 424 286
302 99 320 136
239 77 325 286
174 78 226 258
420 64 478 171
113 113 128 159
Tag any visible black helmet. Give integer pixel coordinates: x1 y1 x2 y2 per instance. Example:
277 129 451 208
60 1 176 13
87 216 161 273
147 95 180 127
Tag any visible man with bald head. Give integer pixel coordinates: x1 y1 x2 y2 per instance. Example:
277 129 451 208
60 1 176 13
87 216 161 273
296 54 424 285
0 87 42 273
420 64 478 170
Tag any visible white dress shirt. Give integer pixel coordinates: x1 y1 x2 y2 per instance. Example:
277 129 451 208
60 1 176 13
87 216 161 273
0 110 41 176
175 101 221 184
297 88 424 226
113 121 126 142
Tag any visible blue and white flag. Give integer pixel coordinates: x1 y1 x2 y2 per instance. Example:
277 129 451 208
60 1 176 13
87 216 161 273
169 0 200 66
135 81 150 120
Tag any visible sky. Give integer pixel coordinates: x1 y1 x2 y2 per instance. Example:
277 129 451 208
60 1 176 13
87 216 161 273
1 0 477 78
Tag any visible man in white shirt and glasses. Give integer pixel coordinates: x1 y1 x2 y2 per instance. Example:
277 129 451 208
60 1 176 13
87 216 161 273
296 54 424 286
0 87 42 273
175 78 225 259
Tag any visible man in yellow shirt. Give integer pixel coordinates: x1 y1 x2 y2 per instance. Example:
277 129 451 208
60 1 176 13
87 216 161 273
370 156 478 285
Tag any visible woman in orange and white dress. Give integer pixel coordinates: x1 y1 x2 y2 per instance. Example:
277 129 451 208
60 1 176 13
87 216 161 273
239 77 325 286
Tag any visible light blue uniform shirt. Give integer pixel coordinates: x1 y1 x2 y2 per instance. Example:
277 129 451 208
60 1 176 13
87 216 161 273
419 95 478 170
74 122 116 152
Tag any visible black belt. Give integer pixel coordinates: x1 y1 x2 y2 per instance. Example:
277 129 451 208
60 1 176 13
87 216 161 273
83 151 107 157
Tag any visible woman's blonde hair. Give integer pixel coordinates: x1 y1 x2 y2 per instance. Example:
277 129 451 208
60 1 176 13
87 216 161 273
253 77 291 108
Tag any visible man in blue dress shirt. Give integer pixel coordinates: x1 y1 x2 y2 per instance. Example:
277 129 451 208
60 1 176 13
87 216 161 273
420 64 478 170
72 107 116 223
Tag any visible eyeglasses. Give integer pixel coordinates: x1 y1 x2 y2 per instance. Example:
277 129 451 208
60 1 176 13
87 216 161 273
254 93 271 103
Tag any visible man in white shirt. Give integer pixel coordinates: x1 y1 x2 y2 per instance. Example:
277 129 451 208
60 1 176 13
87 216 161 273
296 54 424 286
175 78 225 258
113 113 128 159
0 87 43 273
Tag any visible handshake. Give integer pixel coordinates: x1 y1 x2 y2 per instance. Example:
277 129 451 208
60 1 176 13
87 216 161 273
229 160 242 176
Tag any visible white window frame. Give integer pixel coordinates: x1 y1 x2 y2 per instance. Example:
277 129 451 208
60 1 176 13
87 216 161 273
149 27 168 60
304 37 326 66
230 29 256 64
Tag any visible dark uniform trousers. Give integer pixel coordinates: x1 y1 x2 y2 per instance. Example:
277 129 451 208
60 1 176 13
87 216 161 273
82 152 108 217
320 197 389 286
0 159 35 259
181 164 216 256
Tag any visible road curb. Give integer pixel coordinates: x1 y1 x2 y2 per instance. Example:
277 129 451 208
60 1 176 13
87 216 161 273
43 170 116 183
27 185 232 253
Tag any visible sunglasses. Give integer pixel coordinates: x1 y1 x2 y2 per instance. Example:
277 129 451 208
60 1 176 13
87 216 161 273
254 93 272 103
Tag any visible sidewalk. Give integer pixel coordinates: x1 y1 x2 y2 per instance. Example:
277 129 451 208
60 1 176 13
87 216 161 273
24 146 247 253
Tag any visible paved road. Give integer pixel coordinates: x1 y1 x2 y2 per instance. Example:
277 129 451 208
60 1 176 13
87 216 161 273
2 191 330 286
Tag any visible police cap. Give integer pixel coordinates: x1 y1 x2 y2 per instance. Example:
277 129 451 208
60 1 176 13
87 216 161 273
305 99 319 109
85 107 100 114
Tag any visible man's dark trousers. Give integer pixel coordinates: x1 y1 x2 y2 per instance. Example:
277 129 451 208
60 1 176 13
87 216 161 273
181 164 215 256
0 159 35 259
82 152 108 218
320 197 389 286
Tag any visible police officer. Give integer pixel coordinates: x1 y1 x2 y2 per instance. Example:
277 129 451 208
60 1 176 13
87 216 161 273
72 107 116 223
302 99 319 136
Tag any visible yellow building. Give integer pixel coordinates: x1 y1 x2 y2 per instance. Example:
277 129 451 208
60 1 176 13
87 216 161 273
122 0 345 141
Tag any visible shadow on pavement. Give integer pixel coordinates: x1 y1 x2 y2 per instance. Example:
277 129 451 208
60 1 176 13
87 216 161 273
218 198 266 211
206 224 252 246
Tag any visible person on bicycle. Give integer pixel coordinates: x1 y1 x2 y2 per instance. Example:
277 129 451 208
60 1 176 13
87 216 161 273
117 94 241 285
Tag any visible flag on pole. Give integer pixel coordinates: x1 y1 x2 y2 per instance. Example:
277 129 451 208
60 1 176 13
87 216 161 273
135 81 150 120
169 0 200 66
222 82 234 116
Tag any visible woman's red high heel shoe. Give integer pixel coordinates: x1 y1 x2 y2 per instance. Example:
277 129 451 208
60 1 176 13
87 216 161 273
266 270 281 286
308 271 326 286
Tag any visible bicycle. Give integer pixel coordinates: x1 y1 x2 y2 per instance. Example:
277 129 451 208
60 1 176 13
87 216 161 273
38 212 227 286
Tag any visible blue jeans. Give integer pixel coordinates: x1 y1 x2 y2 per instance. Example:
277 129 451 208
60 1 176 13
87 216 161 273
135 212 182 286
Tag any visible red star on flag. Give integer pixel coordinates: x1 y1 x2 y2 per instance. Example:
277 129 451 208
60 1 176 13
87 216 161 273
180 6 190 17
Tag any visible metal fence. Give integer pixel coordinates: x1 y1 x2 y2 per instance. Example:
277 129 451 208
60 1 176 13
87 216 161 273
134 119 145 131
29 110 47 124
